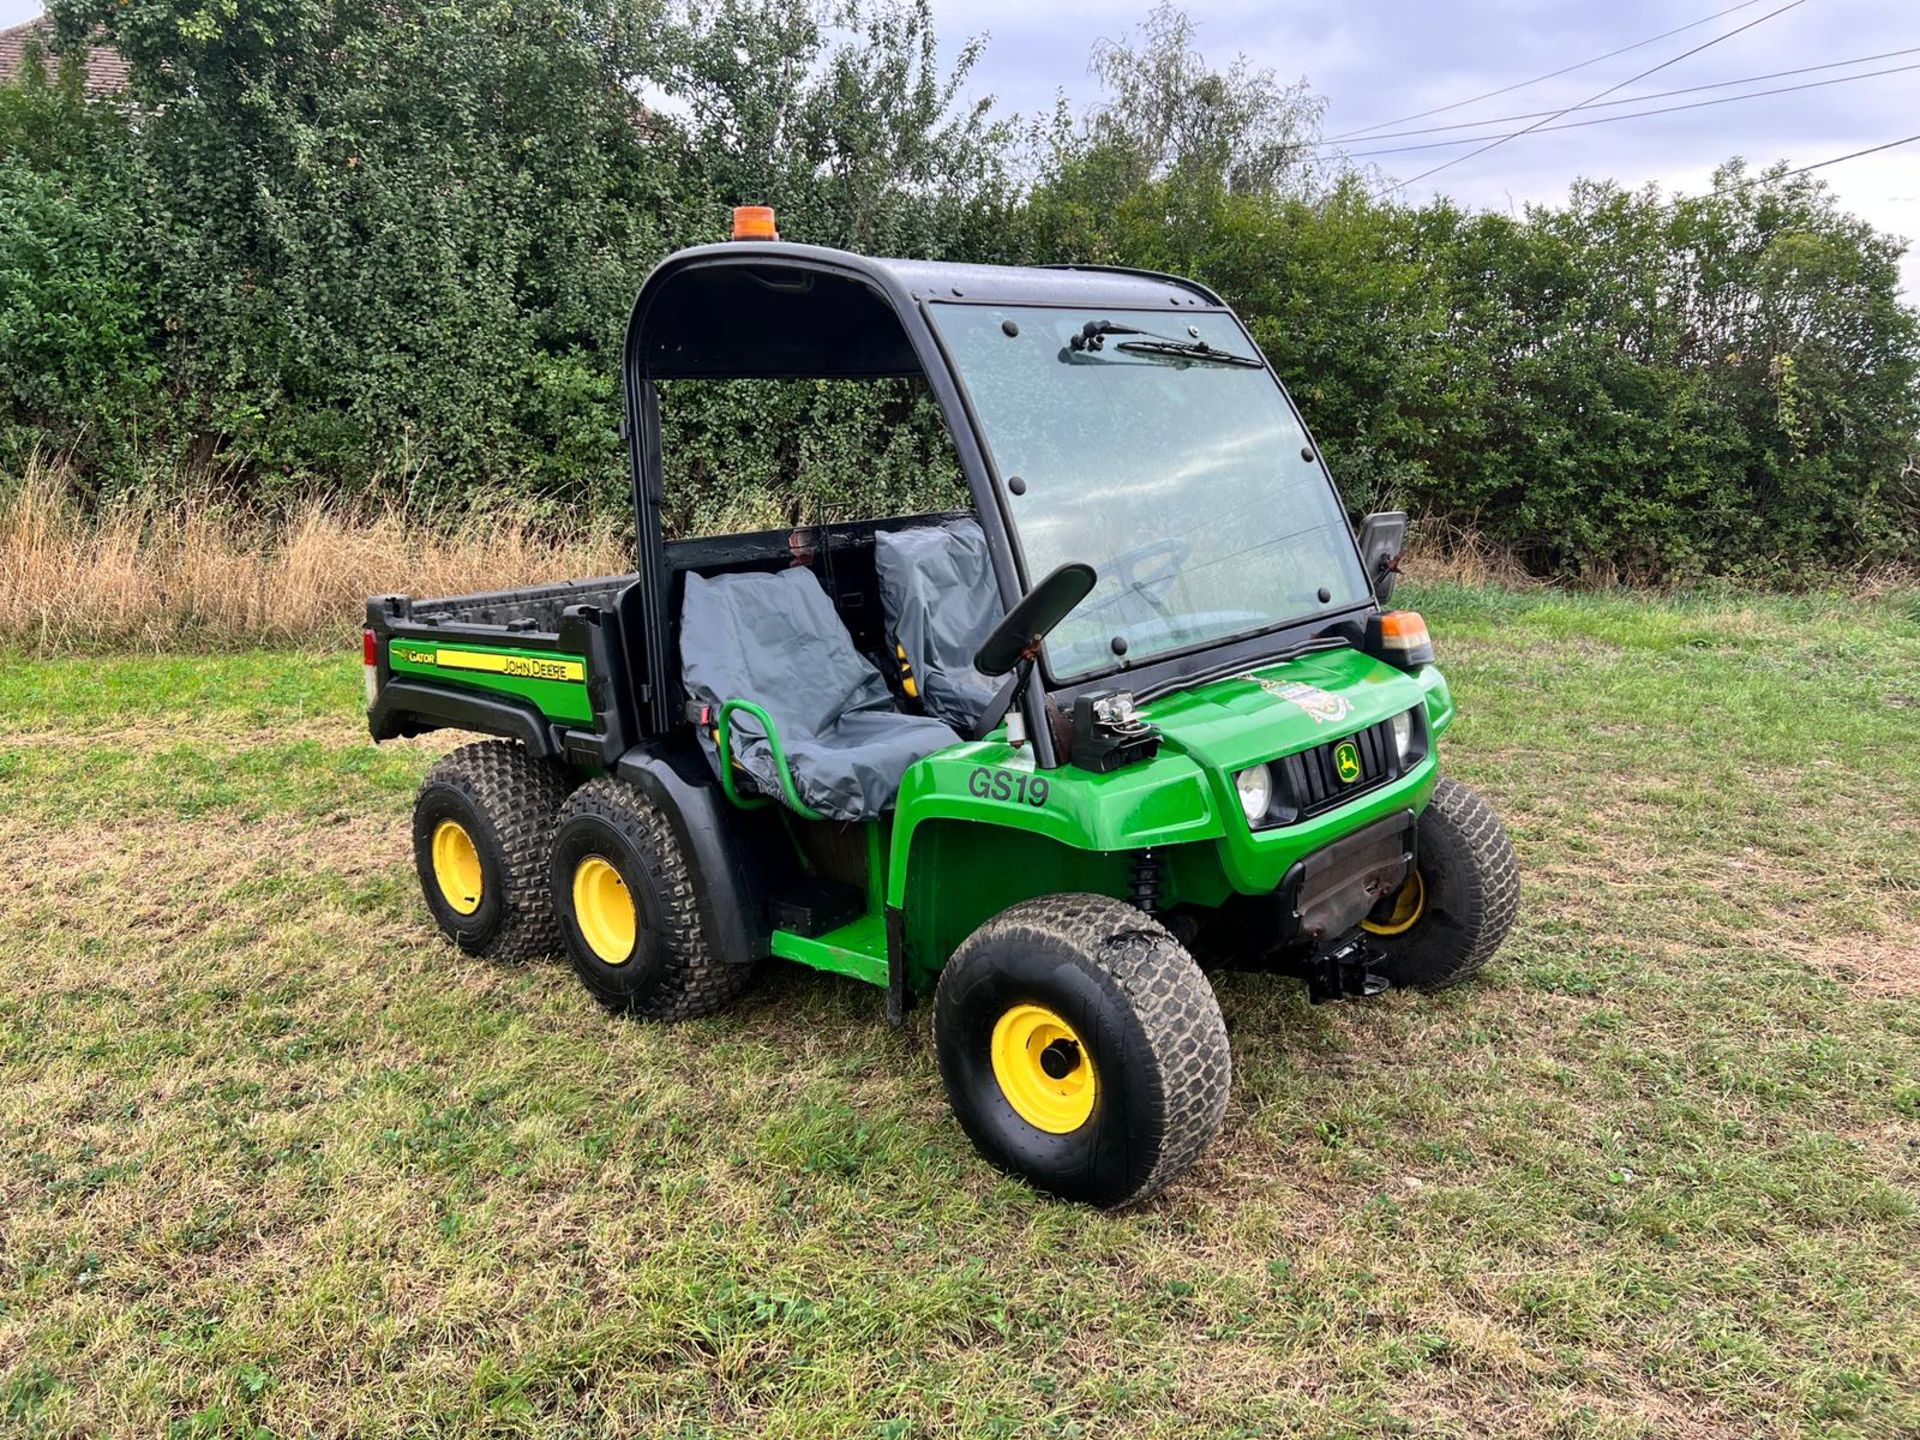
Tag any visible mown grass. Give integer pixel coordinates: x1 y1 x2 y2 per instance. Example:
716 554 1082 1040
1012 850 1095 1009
2 584 1917 1438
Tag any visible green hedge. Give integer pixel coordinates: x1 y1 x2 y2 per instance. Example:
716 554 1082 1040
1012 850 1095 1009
2 0 1915 580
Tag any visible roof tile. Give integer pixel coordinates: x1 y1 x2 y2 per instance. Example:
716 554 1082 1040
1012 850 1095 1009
0 16 131 97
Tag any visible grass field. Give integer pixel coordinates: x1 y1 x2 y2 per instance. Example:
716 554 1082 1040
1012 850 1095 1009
3 583 1917 1439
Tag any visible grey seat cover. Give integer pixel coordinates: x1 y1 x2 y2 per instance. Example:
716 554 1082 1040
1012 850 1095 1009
874 520 1003 732
680 567 960 822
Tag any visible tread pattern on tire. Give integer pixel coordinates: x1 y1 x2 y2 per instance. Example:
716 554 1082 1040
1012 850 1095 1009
1395 774 1520 989
939 894 1232 1205
420 740 569 961
556 776 754 1021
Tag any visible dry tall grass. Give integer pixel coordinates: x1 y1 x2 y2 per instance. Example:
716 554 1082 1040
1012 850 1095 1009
0 460 629 653
1397 517 1540 590
8 458 1906 656
0 457 1533 656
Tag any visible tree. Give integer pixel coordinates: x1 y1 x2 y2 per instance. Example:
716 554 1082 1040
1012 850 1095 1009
4 0 1913 577
0 28 156 482
1043 1 1326 207
653 0 1013 256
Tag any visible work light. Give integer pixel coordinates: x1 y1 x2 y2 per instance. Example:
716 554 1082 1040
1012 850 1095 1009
1390 707 1415 765
1235 764 1273 824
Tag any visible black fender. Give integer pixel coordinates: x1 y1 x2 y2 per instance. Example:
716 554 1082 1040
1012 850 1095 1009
370 679 563 757
614 740 770 967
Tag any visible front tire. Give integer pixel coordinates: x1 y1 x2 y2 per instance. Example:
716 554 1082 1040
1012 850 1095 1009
1363 775 1520 989
550 776 754 1021
412 741 569 961
934 895 1231 1208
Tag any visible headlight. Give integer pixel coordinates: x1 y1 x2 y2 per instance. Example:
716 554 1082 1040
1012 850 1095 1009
1390 707 1415 763
1235 764 1273 824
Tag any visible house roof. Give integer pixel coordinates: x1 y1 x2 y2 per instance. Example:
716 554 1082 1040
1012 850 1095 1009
0 16 131 96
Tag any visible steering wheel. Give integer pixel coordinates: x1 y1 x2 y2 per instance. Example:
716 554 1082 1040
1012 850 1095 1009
1105 537 1191 601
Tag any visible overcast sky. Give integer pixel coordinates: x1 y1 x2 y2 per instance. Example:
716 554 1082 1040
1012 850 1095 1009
6 0 1914 293
939 0 1919 295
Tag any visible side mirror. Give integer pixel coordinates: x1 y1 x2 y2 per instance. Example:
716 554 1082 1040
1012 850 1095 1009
1356 512 1407 605
973 562 1098 677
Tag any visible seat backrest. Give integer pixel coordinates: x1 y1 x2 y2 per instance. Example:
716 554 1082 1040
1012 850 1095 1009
874 519 1003 732
679 567 898 744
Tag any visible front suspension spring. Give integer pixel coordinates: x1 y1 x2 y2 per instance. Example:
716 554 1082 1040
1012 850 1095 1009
1130 848 1163 913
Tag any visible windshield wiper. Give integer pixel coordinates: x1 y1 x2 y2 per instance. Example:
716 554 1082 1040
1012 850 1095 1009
1068 319 1147 350
1113 338 1263 368
1065 318 1262 368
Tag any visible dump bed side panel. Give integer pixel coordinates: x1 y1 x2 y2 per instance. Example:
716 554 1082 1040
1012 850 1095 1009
385 635 595 724
366 583 641 764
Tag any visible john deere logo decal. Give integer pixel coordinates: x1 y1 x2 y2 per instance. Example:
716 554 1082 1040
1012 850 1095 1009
1242 675 1352 726
1334 740 1362 783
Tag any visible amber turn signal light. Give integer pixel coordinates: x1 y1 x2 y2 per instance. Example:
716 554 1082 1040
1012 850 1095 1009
1370 610 1435 669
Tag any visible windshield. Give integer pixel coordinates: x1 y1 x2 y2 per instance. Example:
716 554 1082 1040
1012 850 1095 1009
932 304 1371 680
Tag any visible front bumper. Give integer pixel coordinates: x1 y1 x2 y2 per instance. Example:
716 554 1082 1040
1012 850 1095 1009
1213 752 1438 897
1201 808 1417 964
1276 809 1416 945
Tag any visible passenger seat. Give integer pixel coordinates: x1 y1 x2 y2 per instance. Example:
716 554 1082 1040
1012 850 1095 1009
680 568 959 822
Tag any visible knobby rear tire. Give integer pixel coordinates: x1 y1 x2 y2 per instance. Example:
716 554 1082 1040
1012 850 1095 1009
550 776 756 1022
411 740 570 962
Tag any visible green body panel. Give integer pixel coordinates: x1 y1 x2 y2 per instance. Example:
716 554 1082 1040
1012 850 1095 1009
858 651 1458 985
771 914 890 987
1132 648 1449 897
386 639 594 725
770 818 889 986
889 737 1225 871
886 652 1446 902
892 821 1139 991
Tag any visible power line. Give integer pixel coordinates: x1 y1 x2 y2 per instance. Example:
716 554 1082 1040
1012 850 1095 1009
1344 61 1920 160
1361 132 1920 220
1319 46 1920 147
1681 131 1920 209
1374 0 1809 198
1622 132 1920 224
1326 0 1781 141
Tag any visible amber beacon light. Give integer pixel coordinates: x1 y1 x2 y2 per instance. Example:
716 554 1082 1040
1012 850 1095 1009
731 205 779 241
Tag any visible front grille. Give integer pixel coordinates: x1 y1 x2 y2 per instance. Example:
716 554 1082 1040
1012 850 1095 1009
1271 717 1400 823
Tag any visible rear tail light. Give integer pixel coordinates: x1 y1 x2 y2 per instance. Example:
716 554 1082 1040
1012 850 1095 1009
363 628 380 708
1370 610 1435 669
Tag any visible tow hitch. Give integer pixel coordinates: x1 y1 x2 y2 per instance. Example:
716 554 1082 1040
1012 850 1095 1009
1307 935 1390 1004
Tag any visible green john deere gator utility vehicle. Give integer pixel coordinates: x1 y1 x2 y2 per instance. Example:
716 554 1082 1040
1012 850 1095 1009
365 206 1520 1207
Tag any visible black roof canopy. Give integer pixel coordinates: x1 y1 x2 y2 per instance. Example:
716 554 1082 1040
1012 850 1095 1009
626 241 1227 382
618 238 1248 752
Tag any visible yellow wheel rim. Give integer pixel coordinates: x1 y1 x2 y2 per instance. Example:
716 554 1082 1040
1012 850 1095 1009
1362 869 1426 936
431 820 484 916
990 1003 1097 1134
572 855 637 965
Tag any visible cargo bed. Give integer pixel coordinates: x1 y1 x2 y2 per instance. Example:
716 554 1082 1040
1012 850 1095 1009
400 573 638 632
364 512 970 766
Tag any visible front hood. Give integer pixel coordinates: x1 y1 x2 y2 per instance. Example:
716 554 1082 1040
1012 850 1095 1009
1138 646 1424 773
